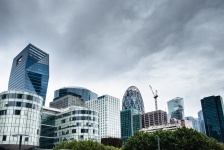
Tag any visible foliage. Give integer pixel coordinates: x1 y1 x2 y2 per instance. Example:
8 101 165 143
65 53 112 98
101 137 122 148
53 140 120 150
122 127 224 150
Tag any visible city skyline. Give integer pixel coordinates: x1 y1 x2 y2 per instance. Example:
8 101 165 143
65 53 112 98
1 0 224 118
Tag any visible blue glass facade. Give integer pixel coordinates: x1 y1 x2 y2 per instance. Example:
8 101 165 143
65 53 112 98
201 96 224 142
198 110 206 134
54 87 98 102
122 86 145 114
8 44 49 106
167 97 184 120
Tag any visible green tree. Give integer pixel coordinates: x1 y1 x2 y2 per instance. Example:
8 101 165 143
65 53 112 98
53 140 120 150
122 127 224 150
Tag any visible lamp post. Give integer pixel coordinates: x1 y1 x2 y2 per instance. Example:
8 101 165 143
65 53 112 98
157 136 160 150
12 134 29 150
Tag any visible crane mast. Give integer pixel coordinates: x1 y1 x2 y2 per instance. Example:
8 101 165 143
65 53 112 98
149 85 158 111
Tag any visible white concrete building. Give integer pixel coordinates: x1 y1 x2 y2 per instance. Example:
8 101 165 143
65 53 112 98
141 118 193 133
40 106 99 149
85 95 121 140
0 91 43 150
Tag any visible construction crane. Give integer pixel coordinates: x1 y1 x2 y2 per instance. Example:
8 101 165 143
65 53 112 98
149 85 158 111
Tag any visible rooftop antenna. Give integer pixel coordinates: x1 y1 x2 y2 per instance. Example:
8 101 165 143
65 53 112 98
149 85 158 111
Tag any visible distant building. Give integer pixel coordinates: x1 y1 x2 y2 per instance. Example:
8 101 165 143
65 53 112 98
8 44 49 106
142 110 167 128
120 109 142 143
198 110 206 134
39 106 99 149
54 87 98 102
142 118 192 133
85 95 121 140
0 91 43 150
167 97 184 120
50 93 85 109
201 95 224 142
185 116 200 132
122 86 145 114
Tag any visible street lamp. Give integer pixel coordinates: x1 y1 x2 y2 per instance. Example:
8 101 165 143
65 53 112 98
157 135 160 150
12 134 29 150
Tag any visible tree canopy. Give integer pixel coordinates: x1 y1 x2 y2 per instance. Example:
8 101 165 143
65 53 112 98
53 140 120 150
122 127 224 150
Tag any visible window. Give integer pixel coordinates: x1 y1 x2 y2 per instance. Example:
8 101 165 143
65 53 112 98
17 94 23 99
14 110 21 115
72 129 76 133
61 119 65 123
27 95 33 100
81 129 88 133
2 135 6 141
0 110 7 115
16 56 23 65
37 129 39 135
25 137 29 141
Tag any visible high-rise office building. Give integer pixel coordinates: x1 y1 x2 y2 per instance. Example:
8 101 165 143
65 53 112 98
122 86 145 114
85 95 121 140
201 95 224 142
167 97 184 120
142 110 167 128
120 109 142 143
54 87 98 102
185 116 200 132
8 44 49 106
198 110 206 134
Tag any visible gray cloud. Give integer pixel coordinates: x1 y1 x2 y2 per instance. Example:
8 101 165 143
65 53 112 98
0 0 224 117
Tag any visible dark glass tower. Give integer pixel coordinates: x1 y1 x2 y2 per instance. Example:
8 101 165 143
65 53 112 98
54 87 98 102
8 43 49 106
201 95 224 142
120 109 142 143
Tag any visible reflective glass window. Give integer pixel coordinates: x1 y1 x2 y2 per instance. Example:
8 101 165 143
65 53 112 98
14 110 21 115
1 94 8 99
17 94 23 99
81 129 88 133
27 95 33 100
72 129 76 133
26 103 32 108
2 135 6 141
9 93 16 99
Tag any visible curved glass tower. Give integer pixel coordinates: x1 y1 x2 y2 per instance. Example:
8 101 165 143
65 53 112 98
54 87 98 102
122 86 145 114
8 44 49 106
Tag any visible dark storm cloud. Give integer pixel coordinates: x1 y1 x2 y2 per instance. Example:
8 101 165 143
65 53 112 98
1 0 224 80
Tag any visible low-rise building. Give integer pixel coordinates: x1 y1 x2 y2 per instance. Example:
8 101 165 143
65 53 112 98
141 119 192 133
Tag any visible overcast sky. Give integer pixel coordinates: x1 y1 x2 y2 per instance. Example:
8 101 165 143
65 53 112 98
1 0 224 118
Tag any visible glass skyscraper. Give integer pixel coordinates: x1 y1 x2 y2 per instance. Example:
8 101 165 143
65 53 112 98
167 97 184 120
198 110 206 134
54 87 98 102
8 44 49 106
120 109 142 143
122 86 145 114
201 95 224 142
